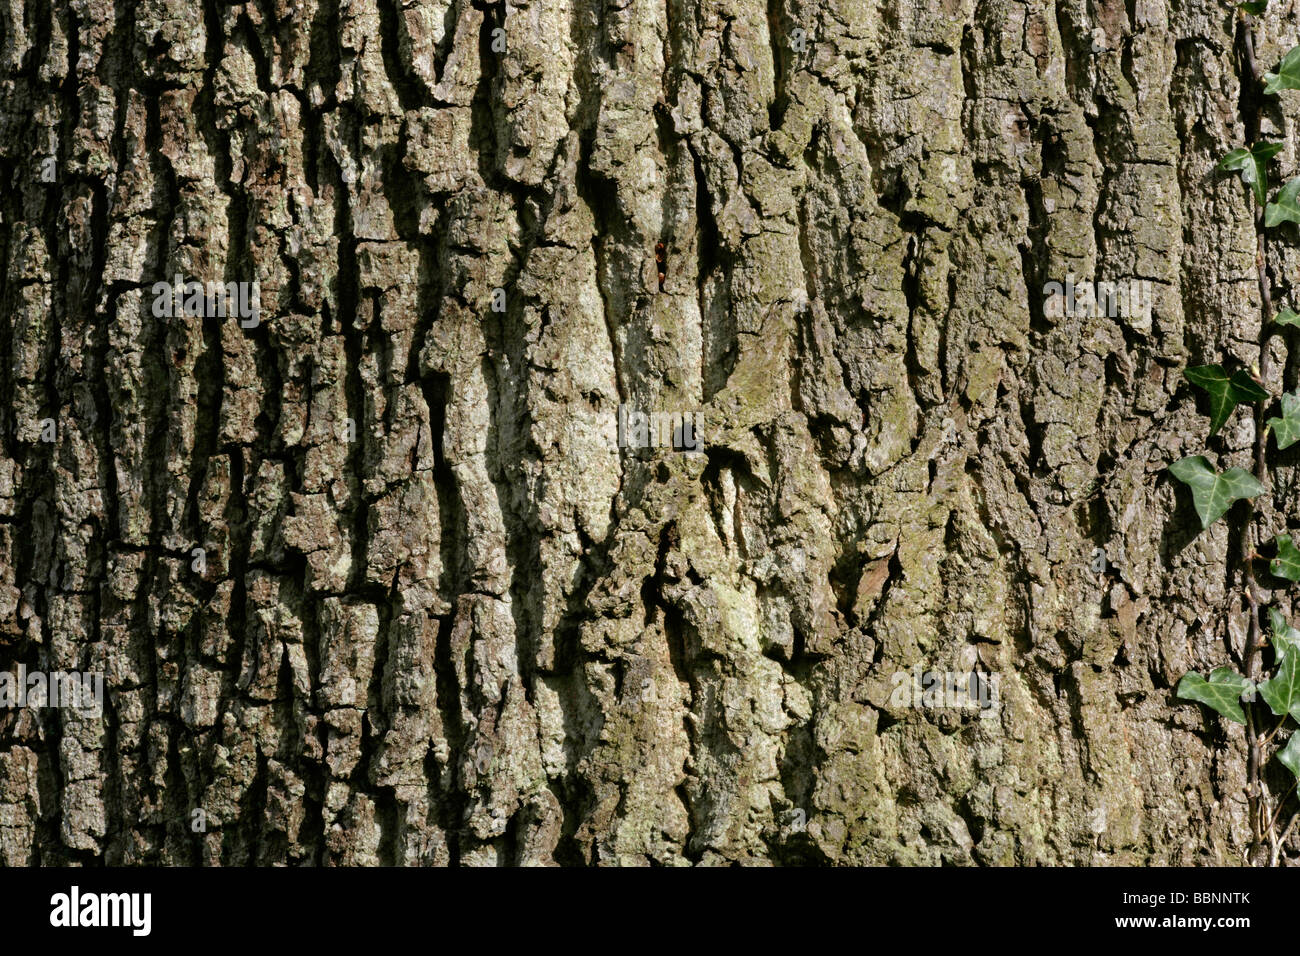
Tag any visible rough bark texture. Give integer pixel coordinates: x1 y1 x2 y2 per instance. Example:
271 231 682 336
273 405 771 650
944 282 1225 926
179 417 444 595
0 0 1297 866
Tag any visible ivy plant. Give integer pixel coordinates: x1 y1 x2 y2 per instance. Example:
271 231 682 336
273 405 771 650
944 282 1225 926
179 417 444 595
1171 5 1300 864
1219 141 1283 206
1264 46 1300 95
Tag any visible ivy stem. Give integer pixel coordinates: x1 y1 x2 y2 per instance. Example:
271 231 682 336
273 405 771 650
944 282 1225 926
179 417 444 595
1261 714 1288 748
1268 779 1300 831
1237 11 1273 865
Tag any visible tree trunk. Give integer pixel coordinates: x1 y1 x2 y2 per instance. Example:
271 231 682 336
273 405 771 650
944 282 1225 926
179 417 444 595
0 0 1292 866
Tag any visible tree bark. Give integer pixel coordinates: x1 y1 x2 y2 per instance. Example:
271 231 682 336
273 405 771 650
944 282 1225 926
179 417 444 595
0 0 1294 865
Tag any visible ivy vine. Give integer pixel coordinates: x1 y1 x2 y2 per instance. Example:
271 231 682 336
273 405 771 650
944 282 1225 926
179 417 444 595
1170 2 1300 865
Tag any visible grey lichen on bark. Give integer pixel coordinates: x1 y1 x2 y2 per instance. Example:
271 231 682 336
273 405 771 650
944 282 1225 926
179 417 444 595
0 0 1296 865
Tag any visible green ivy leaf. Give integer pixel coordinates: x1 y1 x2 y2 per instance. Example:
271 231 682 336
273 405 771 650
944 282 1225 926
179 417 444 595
1270 606 1287 636
1169 456 1265 529
1264 45 1300 96
1219 149 1255 194
1266 177 1300 228
1177 668 1254 724
1277 307 1300 327
1229 369 1269 403
1274 534 1300 581
1220 142 1283 205
1279 733 1300 780
1183 365 1269 433
1267 390 1300 450
1238 0 1268 11
1269 608 1300 657
1258 644 1300 719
